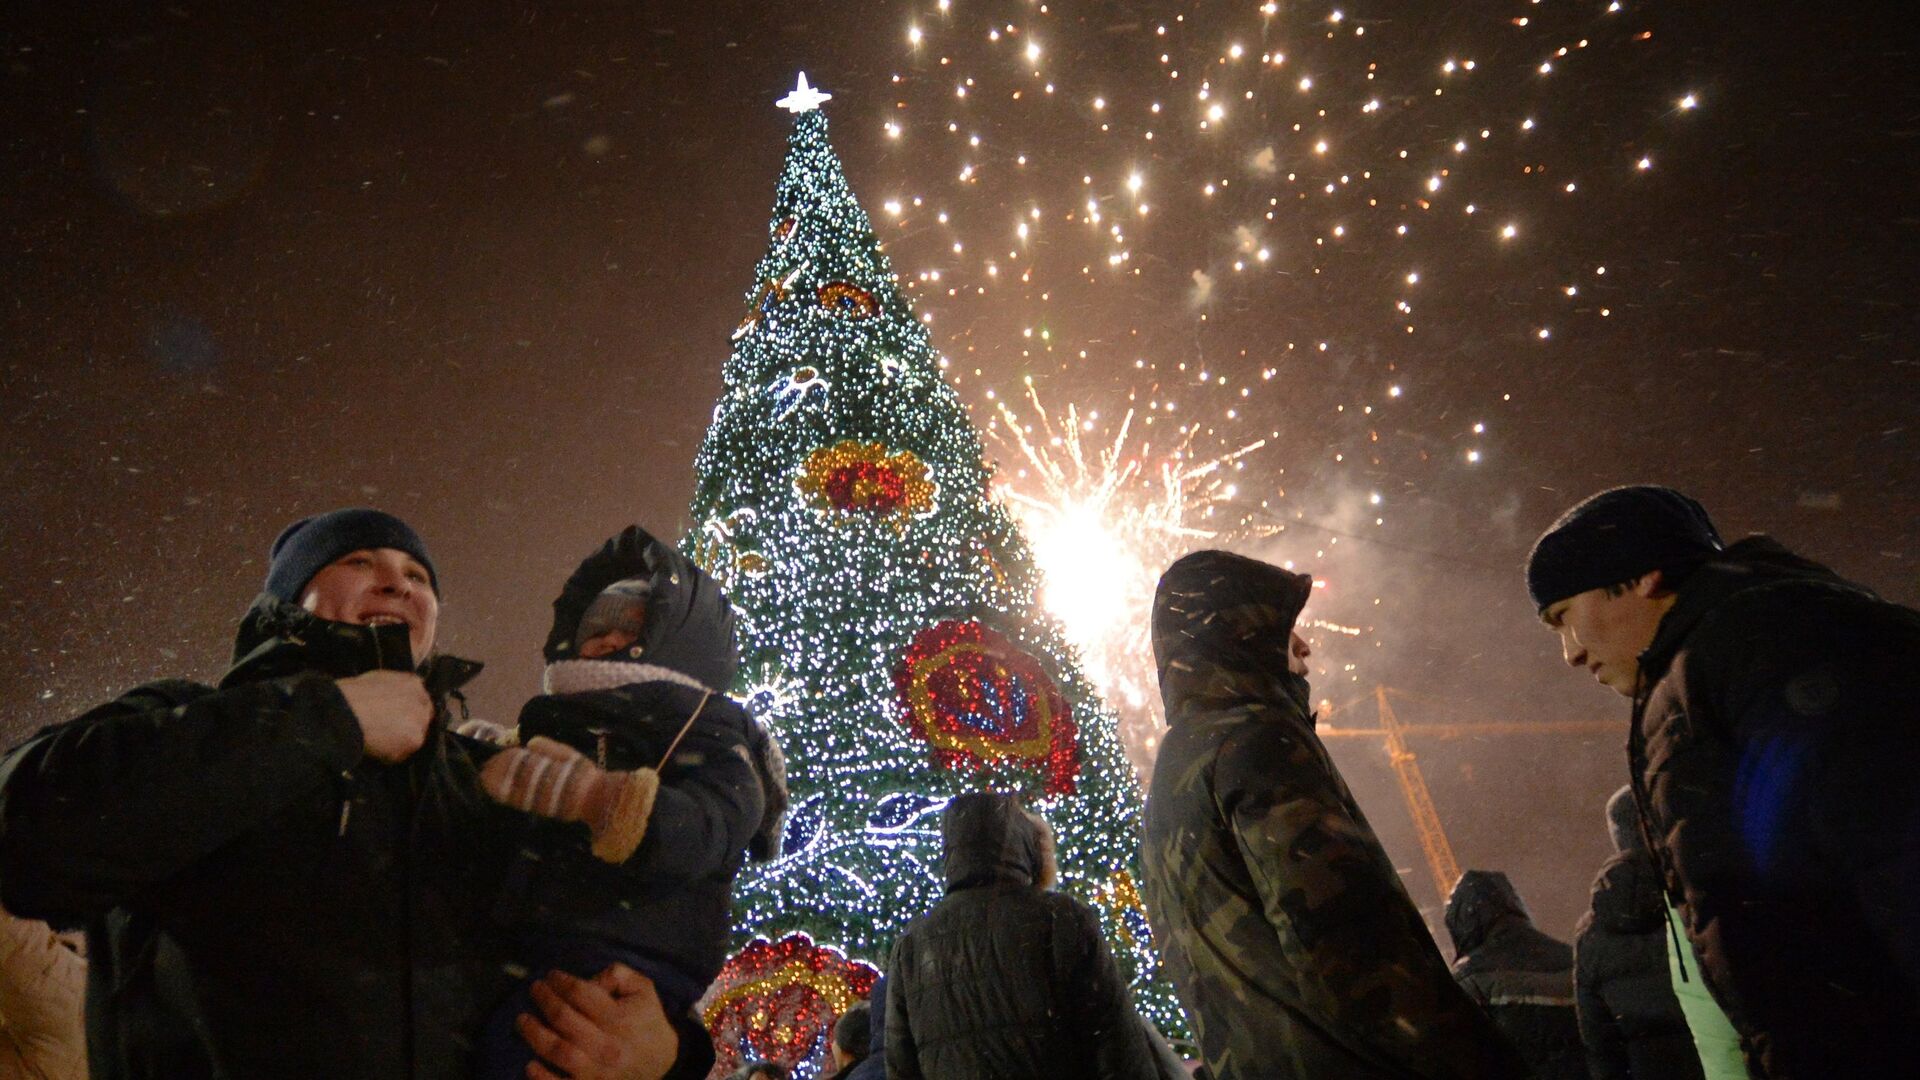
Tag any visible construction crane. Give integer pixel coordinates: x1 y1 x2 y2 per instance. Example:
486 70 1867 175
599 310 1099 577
1317 686 1616 904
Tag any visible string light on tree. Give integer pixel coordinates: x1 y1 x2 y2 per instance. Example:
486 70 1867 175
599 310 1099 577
687 75 1182 1076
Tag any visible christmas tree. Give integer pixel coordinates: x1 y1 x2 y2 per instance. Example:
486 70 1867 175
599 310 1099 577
686 75 1181 1074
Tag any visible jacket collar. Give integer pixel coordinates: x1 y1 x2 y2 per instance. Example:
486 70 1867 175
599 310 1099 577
222 592 482 694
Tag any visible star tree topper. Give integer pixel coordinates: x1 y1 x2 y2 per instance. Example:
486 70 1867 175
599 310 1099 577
777 72 833 114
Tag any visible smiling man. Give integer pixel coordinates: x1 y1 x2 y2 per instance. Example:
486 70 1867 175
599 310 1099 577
1527 485 1920 1079
0 508 703 1080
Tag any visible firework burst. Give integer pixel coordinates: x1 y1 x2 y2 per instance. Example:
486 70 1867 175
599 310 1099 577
986 380 1268 775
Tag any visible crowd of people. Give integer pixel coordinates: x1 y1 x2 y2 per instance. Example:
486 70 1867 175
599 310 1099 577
0 484 1914 1079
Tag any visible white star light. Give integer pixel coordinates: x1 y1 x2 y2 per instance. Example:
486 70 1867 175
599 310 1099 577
777 72 833 114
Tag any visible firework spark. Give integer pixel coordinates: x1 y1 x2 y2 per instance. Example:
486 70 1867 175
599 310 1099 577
987 380 1267 775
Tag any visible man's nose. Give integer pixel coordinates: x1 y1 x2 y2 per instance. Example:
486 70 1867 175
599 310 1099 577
373 567 412 595
1560 635 1585 667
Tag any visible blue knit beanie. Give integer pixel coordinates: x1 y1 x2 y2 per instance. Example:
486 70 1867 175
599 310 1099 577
265 508 438 603
1525 485 1722 612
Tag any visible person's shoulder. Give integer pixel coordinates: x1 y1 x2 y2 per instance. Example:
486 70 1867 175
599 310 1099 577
614 678 750 725
1213 705 1325 790
1679 573 1911 695
75 677 218 719
1689 569 1897 650
1038 886 1101 921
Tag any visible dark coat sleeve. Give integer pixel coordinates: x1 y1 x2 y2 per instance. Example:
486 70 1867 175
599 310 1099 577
885 933 924 1080
657 1006 717 1080
1574 925 1631 1080
0 675 363 925
616 710 765 885
1215 717 1524 1080
1050 895 1157 1080
1651 591 1920 945
1648 585 1920 1073
1601 968 1706 1080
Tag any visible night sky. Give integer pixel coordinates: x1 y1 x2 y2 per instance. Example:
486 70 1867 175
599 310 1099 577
4 0 1915 940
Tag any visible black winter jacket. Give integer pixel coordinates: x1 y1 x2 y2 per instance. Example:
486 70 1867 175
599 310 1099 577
1574 852 1703 1080
1628 537 1920 1078
510 678 766 992
0 598 523 1079
1446 870 1589 1080
885 792 1156 1080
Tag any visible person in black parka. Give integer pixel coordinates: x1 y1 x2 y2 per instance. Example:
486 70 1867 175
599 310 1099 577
1446 870 1590 1080
0 509 704 1080
885 791 1156 1080
1528 485 1920 1078
1575 787 1705 1080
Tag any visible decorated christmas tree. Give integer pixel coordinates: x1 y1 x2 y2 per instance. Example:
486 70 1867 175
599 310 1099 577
686 75 1181 1075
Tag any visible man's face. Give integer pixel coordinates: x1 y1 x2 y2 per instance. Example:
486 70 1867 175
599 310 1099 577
1541 575 1671 696
300 548 439 664
1287 629 1312 677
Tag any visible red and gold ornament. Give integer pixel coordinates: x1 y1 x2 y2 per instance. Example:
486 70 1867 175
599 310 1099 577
700 933 879 1076
894 619 1080 794
796 440 936 522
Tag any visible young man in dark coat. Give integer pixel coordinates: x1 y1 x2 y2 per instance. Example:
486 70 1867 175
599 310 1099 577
1444 870 1589 1080
1575 787 1706 1080
885 791 1156 1080
0 509 704 1080
1528 485 1920 1078
1141 550 1524 1080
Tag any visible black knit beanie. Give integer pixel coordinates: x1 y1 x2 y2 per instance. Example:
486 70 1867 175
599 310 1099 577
265 508 438 603
1525 485 1722 612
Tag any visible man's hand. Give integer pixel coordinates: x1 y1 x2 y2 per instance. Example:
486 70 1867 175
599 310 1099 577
334 670 433 763
518 964 682 1080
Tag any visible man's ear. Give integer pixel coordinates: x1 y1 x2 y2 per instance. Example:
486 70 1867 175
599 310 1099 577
1632 569 1668 598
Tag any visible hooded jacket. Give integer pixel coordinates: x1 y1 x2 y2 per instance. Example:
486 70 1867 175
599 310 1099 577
885 792 1156 1080
1627 536 1920 1078
1444 870 1588 1080
1574 852 1703 1080
0 597 524 1080
1142 550 1523 1080
501 526 784 995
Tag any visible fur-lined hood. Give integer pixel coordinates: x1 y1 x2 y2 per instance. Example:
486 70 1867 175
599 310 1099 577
542 525 739 693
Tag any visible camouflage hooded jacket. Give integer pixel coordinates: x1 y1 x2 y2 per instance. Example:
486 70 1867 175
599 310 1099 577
1142 551 1523 1080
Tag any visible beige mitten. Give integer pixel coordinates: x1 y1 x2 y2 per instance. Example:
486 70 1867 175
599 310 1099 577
454 718 519 746
478 736 660 863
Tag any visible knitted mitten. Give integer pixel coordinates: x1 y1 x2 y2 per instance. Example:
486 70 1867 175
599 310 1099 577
478 735 660 863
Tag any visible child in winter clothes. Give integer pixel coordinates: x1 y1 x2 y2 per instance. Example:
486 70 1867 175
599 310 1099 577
467 526 787 1080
